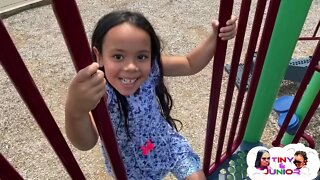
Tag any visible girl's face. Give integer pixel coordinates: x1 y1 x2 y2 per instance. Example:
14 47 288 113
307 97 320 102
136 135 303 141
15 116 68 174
95 23 152 96
260 152 270 167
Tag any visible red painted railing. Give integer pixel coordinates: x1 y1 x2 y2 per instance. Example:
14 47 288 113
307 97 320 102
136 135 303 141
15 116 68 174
202 0 234 175
299 20 320 41
0 0 127 179
51 0 127 179
0 19 86 179
273 41 320 147
0 0 319 179
0 153 23 180
203 0 282 175
203 0 319 176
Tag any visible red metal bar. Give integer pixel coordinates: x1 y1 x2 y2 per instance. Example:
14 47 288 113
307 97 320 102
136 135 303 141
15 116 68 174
0 153 23 180
226 0 268 154
298 20 320 41
272 40 320 147
312 20 320 38
292 91 320 143
298 37 320 41
233 0 281 149
202 0 233 175
301 132 316 149
0 20 85 179
279 132 316 148
50 0 127 179
209 152 231 174
208 0 280 174
216 0 252 163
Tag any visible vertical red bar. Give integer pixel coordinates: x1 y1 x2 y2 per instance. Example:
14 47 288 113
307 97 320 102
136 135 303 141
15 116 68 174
208 0 281 175
0 20 85 179
209 0 280 173
234 0 281 148
227 0 268 154
298 20 320 40
312 20 320 38
0 153 23 180
218 0 252 160
292 91 320 143
50 0 127 179
272 40 320 146
202 0 233 175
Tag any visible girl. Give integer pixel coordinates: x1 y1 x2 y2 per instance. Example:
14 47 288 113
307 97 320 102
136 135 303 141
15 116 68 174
65 10 237 179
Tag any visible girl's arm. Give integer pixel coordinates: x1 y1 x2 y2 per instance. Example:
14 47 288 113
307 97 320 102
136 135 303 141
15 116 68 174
162 16 237 76
65 63 106 151
65 110 98 151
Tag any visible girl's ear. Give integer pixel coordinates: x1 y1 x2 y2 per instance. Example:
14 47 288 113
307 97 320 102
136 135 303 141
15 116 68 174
92 47 103 67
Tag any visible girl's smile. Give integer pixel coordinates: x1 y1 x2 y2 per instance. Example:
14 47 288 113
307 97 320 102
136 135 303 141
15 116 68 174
119 77 139 89
120 78 137 85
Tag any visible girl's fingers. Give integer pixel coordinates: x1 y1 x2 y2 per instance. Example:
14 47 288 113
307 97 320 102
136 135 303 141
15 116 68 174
76 62 100 82
74 69 105 102
92 78 107 95
219 26 236 36
220 22 236 32
226 15 238 25
90 69 106 86
219 29 236 40
219 18 237 40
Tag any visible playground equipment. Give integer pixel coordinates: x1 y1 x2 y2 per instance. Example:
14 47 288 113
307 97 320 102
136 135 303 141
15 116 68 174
273 96 300 135
0 0 50 19
241 0 313 147
225 19 320 88
0 0 319 179
280 71 320 146
225 55 313 89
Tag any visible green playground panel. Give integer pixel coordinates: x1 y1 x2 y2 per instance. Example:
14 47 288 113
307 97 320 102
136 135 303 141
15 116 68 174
208 151 249 180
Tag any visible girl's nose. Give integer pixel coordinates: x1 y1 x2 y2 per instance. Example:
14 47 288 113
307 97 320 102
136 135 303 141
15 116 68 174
124 61 138 71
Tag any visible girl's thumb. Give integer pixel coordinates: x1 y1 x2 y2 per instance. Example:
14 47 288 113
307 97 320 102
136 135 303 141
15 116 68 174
212 20 219 32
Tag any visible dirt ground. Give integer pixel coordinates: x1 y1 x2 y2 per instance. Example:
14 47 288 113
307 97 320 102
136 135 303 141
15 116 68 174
0 0 319 179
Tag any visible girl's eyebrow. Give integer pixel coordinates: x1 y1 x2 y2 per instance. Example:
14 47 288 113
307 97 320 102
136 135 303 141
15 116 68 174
138 50 151 53
110 48 125 52
109 49 150 53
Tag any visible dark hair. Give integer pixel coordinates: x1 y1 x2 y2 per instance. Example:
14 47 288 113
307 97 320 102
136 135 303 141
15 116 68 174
255 150 269 168
91 10 181 137
294 151 308 165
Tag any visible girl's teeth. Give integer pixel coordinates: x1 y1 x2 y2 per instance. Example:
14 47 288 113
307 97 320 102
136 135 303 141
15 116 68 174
121 78 137 84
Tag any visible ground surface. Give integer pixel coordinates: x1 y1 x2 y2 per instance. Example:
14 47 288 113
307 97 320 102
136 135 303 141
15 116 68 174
0 0 319 179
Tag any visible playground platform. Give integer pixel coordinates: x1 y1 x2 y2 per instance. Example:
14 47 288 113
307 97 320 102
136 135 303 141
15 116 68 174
0 0 50 19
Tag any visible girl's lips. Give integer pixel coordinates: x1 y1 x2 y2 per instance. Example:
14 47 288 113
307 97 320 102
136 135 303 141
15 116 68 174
120 78 137 84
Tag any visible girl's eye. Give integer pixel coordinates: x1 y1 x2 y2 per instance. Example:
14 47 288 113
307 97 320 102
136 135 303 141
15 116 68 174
113 54 124 60
137 55 149 60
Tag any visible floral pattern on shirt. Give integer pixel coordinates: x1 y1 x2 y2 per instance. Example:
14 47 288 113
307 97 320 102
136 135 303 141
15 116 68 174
101 60 199 179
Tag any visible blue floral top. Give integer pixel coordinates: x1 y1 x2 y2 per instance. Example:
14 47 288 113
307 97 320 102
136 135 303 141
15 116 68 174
101 61 198 179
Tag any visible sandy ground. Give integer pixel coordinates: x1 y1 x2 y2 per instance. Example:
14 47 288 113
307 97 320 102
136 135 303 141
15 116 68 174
0 0 319 179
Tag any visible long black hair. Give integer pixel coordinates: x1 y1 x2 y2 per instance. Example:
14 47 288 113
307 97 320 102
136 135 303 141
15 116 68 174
91 10 181 137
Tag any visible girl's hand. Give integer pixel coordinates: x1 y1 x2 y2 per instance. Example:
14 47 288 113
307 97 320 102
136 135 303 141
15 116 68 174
66 62 106 115
213 15 238 41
